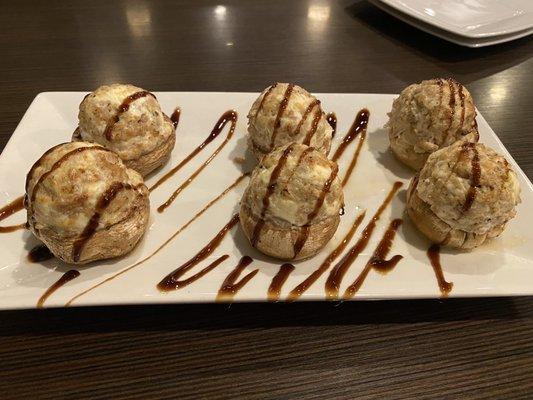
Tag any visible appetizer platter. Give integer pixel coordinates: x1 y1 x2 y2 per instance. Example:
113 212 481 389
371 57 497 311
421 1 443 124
0 81 532 309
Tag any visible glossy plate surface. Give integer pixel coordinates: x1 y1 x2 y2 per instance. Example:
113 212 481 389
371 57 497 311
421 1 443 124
375 0 533 38
370 0 533 47
1 91 532 309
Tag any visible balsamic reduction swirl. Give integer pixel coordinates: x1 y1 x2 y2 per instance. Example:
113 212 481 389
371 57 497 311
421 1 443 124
156 110 238 212
0 196 25 233
157 215 239 292
325 181 402 300
216 256 258 301
37 270 80 308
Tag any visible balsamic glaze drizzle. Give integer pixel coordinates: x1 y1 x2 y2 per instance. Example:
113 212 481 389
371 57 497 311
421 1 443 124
427 244 454 297
269 83 294 150
37 270 80 308
72 182 139 262
325 182 403 300
157 215 239 292
331 108 369 187
461 142 481 212
216 256 258 301
0 196 25 233
343 218 403 299
288 211 366 301
268 263 295 301
156 110 238 212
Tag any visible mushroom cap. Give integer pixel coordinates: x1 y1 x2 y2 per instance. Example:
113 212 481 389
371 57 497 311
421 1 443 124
388 78 478 170
26 142 150 264
77 83 175 176
240 142 343 259
407 141 521 249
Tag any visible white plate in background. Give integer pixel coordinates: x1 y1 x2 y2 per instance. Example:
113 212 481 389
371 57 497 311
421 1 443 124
0 91 532 309
371 0 533 47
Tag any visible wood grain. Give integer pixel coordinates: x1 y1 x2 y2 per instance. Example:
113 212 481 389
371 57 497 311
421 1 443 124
0 0 532 398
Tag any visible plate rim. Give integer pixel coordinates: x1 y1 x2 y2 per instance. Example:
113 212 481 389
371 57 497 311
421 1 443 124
2 91 533 309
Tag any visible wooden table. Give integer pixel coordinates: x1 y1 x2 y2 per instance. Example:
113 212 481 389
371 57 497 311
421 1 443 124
1 1 532 398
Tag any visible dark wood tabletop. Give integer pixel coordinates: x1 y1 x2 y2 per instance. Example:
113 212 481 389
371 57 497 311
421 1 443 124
1 0 532 398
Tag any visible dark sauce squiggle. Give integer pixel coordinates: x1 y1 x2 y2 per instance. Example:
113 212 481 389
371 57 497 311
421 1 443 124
268 263 295 301
331 109 369 187
343 218 403 299
295 99 320 139
150 110 236 193
157 214 239 292
28 244 54 263
288 211 366 301
156 110 238 212
216 256 258 302
325 181 403 300
269 84 294 151
458 84 466 133
442 78 456 145
0 196 25 233
435 78 444 107
461 142 481 212
302 105 323 146
37 270 80 308
331 109 369 163
254 83 278 118
427 244 453 297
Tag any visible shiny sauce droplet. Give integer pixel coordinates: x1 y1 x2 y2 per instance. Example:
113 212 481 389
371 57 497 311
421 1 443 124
28 244 54 263
170 107 181 129
326 112 337 138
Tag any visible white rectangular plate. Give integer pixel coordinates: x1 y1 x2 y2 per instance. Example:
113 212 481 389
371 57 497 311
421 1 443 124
1 91 532 309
